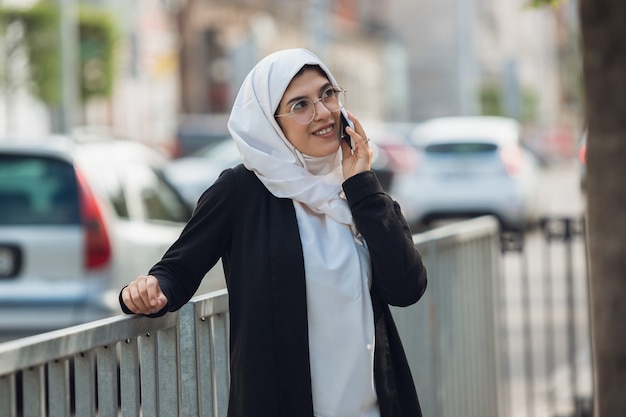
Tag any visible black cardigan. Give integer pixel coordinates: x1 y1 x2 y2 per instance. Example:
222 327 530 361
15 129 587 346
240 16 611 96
123 164 427 417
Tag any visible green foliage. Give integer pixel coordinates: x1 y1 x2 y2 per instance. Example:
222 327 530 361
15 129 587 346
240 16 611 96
479 82 538 124
527 0 567 8
0 2 117 105
0 3 61 103
520 88 538 124
480 82 505 117
78 7 117 100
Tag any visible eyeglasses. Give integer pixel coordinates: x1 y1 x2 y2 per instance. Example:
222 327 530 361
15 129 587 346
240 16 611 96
275 86 347 125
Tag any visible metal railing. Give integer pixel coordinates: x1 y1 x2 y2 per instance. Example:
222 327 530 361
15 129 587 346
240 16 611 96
0 216 504 417
0 289 230 417
396 216 504 417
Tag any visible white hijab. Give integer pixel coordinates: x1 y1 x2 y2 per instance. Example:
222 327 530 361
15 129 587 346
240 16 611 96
228 48 379 417
227 48 353 226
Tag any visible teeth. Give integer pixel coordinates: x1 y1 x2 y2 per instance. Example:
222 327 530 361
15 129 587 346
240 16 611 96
315 126 333 136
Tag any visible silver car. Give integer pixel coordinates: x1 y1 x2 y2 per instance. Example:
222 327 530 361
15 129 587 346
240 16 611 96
0 133 190 340
390 116 541 232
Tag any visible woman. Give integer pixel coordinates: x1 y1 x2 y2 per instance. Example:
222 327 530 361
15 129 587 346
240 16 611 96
120 48 427 417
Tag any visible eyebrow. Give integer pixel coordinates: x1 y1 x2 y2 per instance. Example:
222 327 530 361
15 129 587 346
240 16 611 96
285 82 333 106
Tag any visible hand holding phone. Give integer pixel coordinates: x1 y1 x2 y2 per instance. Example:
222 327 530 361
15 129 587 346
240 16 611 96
340 110 354 149
338 110 372 179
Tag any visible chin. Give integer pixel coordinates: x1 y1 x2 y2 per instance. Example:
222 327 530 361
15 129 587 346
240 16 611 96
308 143 340 158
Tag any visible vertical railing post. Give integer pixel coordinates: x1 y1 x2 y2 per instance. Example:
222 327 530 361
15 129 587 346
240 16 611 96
212 314 230 416
23 365 45 416
74 350 97 417
578 216 595 416
0 373 17 417
47 358 71 417
563 218 578 410
158 327 179 416
197 315 216 417
96 344 119 417
179 302 200 417
519 234 536 416
120 338 141 416
540 216 557 414
139 333 158 416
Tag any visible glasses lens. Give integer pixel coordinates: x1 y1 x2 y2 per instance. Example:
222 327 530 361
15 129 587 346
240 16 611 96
288 88 346 124
322 88 345 112
291 99 315 124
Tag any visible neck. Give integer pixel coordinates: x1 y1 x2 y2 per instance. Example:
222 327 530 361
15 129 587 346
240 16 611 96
302 152 340 175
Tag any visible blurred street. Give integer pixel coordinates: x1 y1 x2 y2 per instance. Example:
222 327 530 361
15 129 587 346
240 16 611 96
536 160 585 218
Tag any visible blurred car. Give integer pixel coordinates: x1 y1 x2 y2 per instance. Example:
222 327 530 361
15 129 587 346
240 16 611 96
390 116 541 232
172 113 231 158
578 130 587 191
165 138 242 207
0 132 191 339
165 136 396 208
366 122 421 175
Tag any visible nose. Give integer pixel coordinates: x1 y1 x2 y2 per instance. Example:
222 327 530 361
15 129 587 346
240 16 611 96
312 98 331 120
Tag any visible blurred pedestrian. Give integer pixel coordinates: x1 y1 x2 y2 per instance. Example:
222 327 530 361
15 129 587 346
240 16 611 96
120 48 427 417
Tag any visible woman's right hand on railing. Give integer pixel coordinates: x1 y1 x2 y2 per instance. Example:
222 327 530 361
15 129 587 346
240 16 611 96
121 275 169 315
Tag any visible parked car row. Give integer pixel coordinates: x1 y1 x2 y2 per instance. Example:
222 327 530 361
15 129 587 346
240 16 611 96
165 135 397 209
167 115 542 233
0 115 542 340
0 132 191 340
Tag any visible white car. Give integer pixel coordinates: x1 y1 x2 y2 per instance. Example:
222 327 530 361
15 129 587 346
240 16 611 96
390 116 541 232
0 133 190 339
165 139 242 208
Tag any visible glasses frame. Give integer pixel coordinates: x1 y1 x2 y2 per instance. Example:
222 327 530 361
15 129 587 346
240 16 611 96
275 86 347 125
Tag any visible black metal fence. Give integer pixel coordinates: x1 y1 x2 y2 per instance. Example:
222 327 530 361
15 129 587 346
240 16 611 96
500 216 593 417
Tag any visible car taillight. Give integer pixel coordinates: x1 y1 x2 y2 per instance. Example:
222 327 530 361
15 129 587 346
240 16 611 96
76 169 111 269
390 146 421 173
578 143 586 165
169 136 182 159
500 144 523 176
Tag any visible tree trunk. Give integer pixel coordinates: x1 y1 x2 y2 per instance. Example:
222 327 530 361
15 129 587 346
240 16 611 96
579 0 626 415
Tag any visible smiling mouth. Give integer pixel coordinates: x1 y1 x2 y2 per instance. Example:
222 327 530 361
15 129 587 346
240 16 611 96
314 126 334 136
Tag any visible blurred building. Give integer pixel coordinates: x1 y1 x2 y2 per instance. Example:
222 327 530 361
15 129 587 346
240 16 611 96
172 0 573 127
173 0 390 124
387 0 572 127
1 0 577 147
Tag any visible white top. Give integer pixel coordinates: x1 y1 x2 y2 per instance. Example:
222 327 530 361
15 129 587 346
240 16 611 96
295 202 379 417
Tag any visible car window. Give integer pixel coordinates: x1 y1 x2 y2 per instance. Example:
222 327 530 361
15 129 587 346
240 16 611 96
424 142 498 154
135 167 190 223
77 156 131 220
0 155 80 225
109 185 130 219
193 139 241 164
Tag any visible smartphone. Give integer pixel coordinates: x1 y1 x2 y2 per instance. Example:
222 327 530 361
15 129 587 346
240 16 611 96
340 109 354 148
